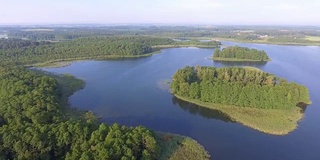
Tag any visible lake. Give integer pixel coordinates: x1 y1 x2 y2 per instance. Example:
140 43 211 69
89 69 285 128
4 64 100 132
42 42 320 160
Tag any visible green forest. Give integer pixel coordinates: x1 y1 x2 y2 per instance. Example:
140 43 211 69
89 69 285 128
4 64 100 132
212 46 270 61
4 26 320 46
0 36 215 160
0 37 220 66
0 38 51 50
0 37 174 65
0 25 318 158
0 66 209 159
171 66 310 109
0 66 160 159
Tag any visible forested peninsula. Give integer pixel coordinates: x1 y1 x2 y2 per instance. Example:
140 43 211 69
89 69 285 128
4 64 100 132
212 46 270 62
0 37 214 159
0 66 210 159
171 66 311 135
0 37 220 67
0 37 170 66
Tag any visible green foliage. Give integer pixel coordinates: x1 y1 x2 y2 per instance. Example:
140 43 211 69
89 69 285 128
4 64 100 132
0 66 159 159
4 26 320 46
0 38 50 49
171 66 311 109
174 40 221 47
212 46 270 61
0 37 174 65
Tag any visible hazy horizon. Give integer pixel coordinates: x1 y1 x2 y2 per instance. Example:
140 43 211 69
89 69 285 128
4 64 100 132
1 0 320 26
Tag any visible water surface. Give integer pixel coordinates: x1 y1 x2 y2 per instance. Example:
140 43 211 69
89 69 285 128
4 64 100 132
43 42 320 160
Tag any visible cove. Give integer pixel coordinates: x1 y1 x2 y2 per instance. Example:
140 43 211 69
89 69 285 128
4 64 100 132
42 42 320 160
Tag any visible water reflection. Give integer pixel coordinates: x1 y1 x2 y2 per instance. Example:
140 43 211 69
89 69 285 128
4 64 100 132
296 102 308 113
213 60 268 67
171 96 234 123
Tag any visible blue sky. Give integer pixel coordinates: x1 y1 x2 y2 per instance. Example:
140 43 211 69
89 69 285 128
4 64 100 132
1 0 319 25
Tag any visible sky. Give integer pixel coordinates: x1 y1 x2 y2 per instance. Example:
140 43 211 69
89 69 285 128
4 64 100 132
1 0 320 25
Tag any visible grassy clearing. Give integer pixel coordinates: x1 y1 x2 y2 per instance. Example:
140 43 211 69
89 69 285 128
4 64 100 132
33 61 72 68
212 57 270 62
242 66 263 72
174 94 305 135
156 132 210 160
305 36 320 41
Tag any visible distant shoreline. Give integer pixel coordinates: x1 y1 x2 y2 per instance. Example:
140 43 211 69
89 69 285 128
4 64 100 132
29 44 221 68
27 50 162 68
212 57 271 62
213 38 320 46
152 44 220 49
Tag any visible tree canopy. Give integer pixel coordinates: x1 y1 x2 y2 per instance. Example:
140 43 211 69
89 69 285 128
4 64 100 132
171 66 311 109
212 46 270 61
0 66 159 159
0 37 175 65
0 38 50 50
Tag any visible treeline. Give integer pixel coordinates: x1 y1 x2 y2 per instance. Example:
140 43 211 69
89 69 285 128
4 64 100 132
3 26 320 44
171 66 310 109
0 66 159 159
0 37 174 65
177 40 221 47
213 46 270 61
0 38 50 49
6 28 143 41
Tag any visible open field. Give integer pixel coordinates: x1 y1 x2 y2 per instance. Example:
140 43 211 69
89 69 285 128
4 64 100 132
305 36 320 41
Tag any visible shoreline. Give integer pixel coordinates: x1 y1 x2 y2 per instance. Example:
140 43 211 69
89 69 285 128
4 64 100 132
211 57 271 62
156 132 210 160
152 44 220 49
28 44 221 68
213 38 320 46
27 50 162 68
173 94 305 135
34 69 211 159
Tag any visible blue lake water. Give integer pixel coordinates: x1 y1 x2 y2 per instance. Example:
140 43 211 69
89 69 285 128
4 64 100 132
42 42 320 160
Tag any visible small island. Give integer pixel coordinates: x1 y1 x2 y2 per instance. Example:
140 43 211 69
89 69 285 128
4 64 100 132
171 66 311 135
212 46 271 62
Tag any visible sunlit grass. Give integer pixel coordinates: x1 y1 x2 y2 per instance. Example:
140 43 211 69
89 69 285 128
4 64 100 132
242 66 264 72
305 36 320 41
156 132 210 160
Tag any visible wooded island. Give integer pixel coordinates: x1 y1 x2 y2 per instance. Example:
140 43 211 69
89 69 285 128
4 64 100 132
212 46 270 62
171 66 311 134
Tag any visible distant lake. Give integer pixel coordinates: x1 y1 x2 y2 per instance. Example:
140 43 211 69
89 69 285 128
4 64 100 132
42 42 320 160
